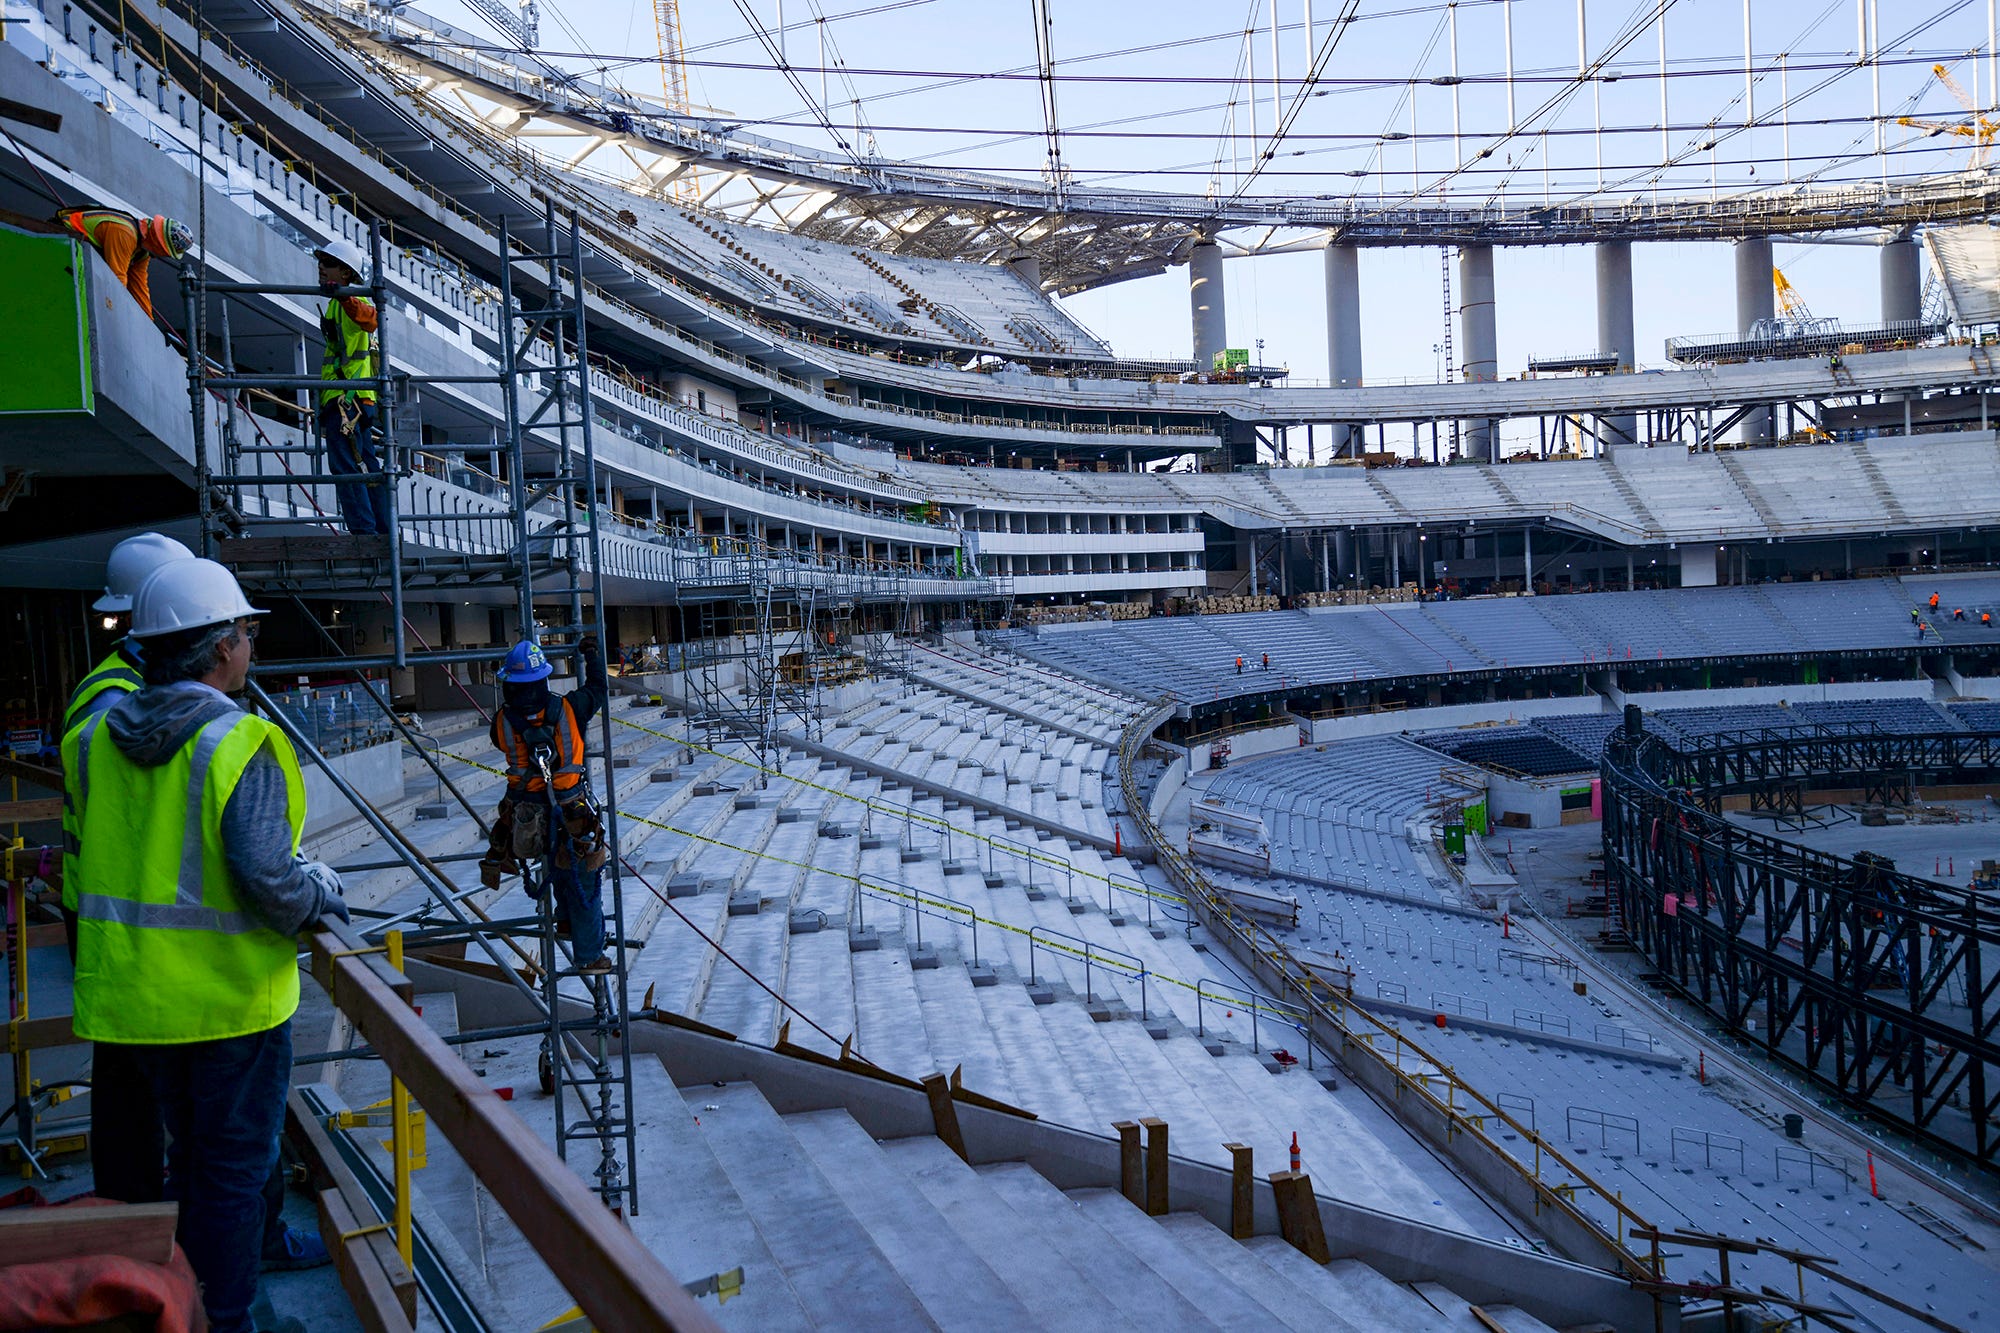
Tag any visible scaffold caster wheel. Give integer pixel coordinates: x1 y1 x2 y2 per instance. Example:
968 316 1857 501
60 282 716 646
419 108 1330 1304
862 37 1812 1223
538 1043 555 1095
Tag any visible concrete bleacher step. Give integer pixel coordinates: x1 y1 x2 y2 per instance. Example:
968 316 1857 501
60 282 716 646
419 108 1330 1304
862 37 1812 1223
785 1111 1034 1330
1153 1209 1371 1331
1067 1189 1330 1331
1243 1236 1455 1331
884 1143 1145 1332
1410 1281 1564 1333
696 1081 939 1327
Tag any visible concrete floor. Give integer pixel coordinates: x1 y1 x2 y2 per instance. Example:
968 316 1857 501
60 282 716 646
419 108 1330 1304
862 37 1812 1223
1726 797 2000 885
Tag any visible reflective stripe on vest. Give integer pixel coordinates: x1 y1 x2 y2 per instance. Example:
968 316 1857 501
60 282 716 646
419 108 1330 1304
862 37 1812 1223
58 208 136 249
320 297 378 405
59 650 144 912
69 705 306 1044
496 698 586 792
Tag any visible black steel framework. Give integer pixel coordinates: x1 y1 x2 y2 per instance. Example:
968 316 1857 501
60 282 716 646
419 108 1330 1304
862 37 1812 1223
186 205 639 1214
1601 720 2000 1170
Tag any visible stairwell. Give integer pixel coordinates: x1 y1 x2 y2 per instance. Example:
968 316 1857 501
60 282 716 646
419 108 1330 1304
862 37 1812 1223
1850 440 1912 525
1714 452 1783 531
1600 458 1663 538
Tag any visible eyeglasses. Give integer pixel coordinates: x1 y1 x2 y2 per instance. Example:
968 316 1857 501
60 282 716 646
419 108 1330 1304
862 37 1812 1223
236 620 261 642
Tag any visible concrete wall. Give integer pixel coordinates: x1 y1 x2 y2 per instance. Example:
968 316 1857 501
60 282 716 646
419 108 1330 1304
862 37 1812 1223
1308 696 1601 745
1187 722 1301 771
1485 770 1596 830
302 739 403 837
1608 677 1934 710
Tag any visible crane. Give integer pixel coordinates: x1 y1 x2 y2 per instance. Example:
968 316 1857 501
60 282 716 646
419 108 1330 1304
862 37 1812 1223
1895 61 1998 170
1750 267 1840 341
652 0 697 202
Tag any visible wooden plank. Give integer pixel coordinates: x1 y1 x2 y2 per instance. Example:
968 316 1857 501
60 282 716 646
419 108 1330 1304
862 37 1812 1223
306 928 721 1333
1267 1172 1331 1264
0 756 61 789
315 1186 415 1333
922 1071 967 1163
1112 1121 1142 1208
0 1201 178 1267
285 1091 417 1323
1140 1117 1169 1217
0 798 62 824
7 1013 77 1052
1224 1143 1254 1240
25 922 68 951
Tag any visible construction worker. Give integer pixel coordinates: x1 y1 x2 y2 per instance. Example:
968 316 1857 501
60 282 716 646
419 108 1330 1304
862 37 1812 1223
1262 652 1271 671
479 635 613 974
1930 592 1941 613
1956 607 1967 622
63 557 348 1333
314 238 392 537
1985 611 1994 628
53 207 191 319
58 532 192 1210
1235 656 1244 675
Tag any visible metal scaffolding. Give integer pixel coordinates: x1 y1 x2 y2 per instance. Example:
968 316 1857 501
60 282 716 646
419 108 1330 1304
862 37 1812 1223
187 204 639 1212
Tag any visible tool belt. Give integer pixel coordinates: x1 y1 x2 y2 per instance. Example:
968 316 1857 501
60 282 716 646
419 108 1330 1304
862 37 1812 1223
479 790 606 890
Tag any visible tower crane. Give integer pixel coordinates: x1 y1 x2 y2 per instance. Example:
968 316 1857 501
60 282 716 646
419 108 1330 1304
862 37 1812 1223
1895 61 1998 170
1751 267 1839 340
652 0 698 202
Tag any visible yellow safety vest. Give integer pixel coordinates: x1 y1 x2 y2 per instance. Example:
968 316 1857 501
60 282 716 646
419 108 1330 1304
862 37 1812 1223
64 704 307 1044
58 648 145 912
319 297 377 406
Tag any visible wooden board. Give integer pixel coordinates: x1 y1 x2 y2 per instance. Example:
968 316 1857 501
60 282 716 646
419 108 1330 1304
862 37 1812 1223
0 798 63 824
0 1202 178 1267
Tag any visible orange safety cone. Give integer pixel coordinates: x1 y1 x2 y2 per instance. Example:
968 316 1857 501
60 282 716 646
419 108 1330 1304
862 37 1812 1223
1698 1051 1707 1085
1289 1132 1301 1173
1867 1150 1880 1199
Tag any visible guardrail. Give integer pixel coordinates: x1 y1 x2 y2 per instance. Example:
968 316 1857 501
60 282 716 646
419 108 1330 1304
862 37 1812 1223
304 922 718 1331
1027 926 1146 1017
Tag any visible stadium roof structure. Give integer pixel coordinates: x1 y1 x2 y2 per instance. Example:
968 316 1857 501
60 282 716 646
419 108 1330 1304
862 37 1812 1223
306 0 2000 291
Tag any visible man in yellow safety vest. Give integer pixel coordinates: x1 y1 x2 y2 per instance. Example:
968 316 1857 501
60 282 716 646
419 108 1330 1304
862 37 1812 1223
64 558 348 1333
314 238 391 536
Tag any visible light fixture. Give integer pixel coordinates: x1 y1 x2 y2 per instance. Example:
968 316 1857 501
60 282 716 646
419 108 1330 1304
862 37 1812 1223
100 615 118 631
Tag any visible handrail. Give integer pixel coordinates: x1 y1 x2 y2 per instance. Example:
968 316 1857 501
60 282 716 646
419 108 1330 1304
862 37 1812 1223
1115 695 1665 1284
305 923 720 1332
1026 925 1146 1016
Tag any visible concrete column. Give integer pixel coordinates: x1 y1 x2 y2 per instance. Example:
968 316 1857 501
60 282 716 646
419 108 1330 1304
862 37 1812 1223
1007 251 1044 291
1595 241 1638 449
1522 526 1533 590
1189 240 1227 371
1325 240 1363 454
1459 245 1499 461
1880 235 1922 326
1734 238 1775 443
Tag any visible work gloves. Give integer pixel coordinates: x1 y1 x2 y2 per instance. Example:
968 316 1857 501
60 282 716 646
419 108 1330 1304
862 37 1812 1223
299 858 350 924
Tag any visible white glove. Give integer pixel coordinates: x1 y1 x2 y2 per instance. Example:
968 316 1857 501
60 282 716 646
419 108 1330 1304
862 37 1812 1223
299 859 349 924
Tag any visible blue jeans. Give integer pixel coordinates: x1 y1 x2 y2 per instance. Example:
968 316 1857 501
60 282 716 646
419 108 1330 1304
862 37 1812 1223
548 855 606 967
320 401 393 536
118 1021 291 1333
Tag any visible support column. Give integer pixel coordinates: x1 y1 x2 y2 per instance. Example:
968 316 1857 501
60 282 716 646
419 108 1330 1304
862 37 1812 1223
1324 240 1363 454
1734 238 1775 444
1595 241 1638 449
1190 239 1227 372
1522 527 1533 591
1880 233 1922 326
1006 251 1044 291
1459 245 1498 461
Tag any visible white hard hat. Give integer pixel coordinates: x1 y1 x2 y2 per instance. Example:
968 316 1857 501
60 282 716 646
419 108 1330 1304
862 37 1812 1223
95 532 196 613
313 237 370 283
129 558 268 640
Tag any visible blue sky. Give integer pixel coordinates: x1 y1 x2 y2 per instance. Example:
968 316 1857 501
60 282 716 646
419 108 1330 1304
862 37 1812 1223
437 1 1992 387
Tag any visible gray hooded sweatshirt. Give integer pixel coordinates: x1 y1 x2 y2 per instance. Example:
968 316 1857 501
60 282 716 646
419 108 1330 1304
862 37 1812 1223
99 680 340 935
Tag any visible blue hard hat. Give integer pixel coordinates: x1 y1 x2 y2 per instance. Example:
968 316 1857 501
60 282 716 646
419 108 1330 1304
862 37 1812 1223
497 640 552 683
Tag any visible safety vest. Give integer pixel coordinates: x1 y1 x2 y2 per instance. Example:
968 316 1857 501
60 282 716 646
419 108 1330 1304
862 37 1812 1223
320 297 378 406
64 705 306 1044
56 207 136 249
58 647 145 913
495 698 586 793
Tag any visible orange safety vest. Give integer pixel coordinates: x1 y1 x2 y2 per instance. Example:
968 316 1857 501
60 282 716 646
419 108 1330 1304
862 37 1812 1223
58 207 138 248
494 698 586 792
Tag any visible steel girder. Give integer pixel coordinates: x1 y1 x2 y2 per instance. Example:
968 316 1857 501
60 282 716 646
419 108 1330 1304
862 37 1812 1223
1602 727 2000 1170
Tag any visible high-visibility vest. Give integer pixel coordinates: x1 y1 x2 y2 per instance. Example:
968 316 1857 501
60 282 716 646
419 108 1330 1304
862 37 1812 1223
64 704 306 1044
494 698 586 793
320 297 378 406
58 648 145 913
56 207 137 250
